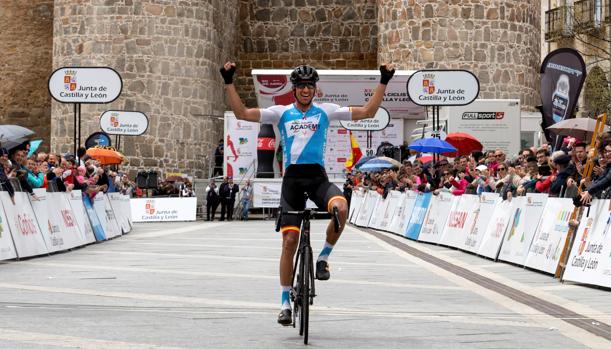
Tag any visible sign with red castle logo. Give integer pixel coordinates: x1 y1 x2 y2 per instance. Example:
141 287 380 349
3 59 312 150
100 110 148 136
145 200 155 215
407 70 479 106
49 67 122 104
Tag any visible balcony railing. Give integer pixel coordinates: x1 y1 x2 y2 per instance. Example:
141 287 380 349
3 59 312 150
545 6 574 41
573 0 603 32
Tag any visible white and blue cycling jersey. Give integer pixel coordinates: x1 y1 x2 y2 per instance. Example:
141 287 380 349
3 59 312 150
260 103 352 169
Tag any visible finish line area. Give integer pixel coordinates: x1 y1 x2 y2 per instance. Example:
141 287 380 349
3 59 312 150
0 220 609 349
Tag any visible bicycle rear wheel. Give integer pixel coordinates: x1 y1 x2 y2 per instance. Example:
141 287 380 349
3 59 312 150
301 247 310 344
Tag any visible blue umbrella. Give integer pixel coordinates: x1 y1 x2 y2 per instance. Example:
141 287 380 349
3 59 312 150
408 137 457 154
358 157 401 173
354 155 375 170
27 139 43 158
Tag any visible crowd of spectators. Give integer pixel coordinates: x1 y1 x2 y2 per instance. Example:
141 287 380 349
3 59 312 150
0 142 136 203
343 133 611 207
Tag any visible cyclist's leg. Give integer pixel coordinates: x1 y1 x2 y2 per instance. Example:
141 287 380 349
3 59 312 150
277 175 305 324
309 178 348 280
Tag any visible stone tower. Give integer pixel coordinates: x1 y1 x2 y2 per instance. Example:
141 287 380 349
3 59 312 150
236 0 379 107
51 0 239 177
378 0 541 108
0 1 53 149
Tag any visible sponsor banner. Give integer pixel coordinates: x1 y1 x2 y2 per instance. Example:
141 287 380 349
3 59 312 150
404 192 432 240
419 192 455 244
498 194 548 265
100 110 148 136
67 190 96 244
379 191 402 232
462 192 501 253
340 107 390 131
131 197 197 222
325 122 351 175
540 48 587 143
438 195 481 249
122 194 133 230
253 182 282 208
368 193 390 229
443 100 521 156
108 193 131 233
252 69 425 119
478 199 519 259
355 190 380 227
48 67 122 104
525 198 574 274
348 189 365 224
83 195 106 241
354 118 404 156
0 196 17 261
0 192 48 258
224 112 260 181
94 194 121 237
563 200 611 287
391 190 418 236
407 70 479 106
31 189 86 252
387 192 407 234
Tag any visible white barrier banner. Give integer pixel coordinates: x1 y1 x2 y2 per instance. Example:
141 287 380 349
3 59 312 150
439 195 480 249
525 198 574 274
67 190 96 244
355 191 380 227
368 192 390 229
108 193 130 233
130 197 197 222
387 192 407 234
379 191 402 231
392 190 418 236
224 112 260 180
253 182 282 208
0 196 17 261
419 192 454 244
499 194 548 265
349 190 365 224
563 200 611 287
94 194 121 238
463 192 500 253
1 192 48 258
478 198 518 259
30 189 61 253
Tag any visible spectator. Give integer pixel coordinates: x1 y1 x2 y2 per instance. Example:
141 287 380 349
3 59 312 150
206 179 219 221
0 147 15 204
227 177 239 221
239 180 254 221
549 151 574 197
25 158 44 189
218 176 231 221
580 142 611 204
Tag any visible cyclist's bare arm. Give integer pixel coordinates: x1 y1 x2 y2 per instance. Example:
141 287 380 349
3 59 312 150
351 63 395 121
221 62 261 123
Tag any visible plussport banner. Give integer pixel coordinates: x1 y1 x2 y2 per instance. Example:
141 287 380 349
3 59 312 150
131 197 197 222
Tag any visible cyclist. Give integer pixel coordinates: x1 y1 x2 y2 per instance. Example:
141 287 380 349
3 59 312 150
220 61 395 325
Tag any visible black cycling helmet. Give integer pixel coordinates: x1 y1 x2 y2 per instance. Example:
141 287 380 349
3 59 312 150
290 65 319 85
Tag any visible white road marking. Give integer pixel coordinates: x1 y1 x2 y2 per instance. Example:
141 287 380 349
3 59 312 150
0 283 548 329
349 227 611 349
128 241 387 253
126 223 228 239
21 261 461 291
0 328 188 349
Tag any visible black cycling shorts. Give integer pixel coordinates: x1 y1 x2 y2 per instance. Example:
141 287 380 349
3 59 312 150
279 164 345 233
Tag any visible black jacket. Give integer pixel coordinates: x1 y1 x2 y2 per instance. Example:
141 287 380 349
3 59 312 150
219 182 231 199
587 163 611 197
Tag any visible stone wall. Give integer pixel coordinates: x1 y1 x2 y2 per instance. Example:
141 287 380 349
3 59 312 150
236 0 379 107
0 1 53 150
378 0 541 109
51 0 238 178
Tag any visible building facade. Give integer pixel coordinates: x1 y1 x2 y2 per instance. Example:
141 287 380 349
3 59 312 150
1 0 545 178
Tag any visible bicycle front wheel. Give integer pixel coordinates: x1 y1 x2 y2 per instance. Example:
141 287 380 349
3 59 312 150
301 247 310 344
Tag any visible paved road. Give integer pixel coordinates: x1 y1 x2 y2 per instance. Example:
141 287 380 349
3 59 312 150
0 220 610 348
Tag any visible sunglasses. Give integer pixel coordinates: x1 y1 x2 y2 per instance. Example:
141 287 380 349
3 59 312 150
498 167 507 170
295 82 316 89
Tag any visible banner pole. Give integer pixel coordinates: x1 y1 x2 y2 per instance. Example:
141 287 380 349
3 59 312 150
78 103 82 151
73 103 77 157
554 113 607 278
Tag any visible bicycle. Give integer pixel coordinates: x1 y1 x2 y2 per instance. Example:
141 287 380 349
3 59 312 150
276 205 340 345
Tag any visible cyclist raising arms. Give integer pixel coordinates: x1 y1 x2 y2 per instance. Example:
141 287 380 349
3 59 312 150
220 62 395 325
